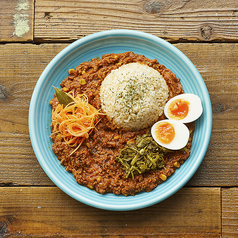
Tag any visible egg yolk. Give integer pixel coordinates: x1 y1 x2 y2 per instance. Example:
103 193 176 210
155 122 175 144
168 99 190 120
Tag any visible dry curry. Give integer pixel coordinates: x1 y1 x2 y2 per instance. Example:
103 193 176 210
50 52 194 196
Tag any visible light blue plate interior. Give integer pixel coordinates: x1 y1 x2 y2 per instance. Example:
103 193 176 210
29 30 212 211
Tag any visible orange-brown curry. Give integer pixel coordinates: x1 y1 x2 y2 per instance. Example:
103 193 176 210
50 52 194 196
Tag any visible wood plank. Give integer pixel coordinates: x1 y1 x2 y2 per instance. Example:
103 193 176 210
0 0 34 42
176 43 238 186
222 188 238 237
34 0 238 42
0 187 221 237
0 44 66 186
0 43 238 187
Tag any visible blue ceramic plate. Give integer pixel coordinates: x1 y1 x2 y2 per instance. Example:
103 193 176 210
29 30 212 211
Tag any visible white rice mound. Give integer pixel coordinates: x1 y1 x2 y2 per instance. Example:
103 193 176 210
100 63 169 131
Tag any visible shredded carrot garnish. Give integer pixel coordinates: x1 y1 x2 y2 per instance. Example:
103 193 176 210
51 94 100 155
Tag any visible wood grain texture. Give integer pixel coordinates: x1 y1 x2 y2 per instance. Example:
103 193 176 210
0 0 34 42
34 0 238 42
176 43 238 186
1 1 238 236
0 44 66 186
0 43 238 187
0 187 221 237
222 188 238 238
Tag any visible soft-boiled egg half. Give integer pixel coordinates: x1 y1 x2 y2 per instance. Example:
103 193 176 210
164 93 203 123
151 119 190 150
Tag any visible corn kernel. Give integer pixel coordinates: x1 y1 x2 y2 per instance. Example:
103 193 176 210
79 78 86 85
56 134 61 140
96 177 101 182
159 174 167 181
174 162 180 168
114 135 120 140
127 140 134 145
114 55 118 59
68 68 75 74
62 87 68 92
82 70 86 74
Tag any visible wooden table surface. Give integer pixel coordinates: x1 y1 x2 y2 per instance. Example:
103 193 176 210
0 0 238 237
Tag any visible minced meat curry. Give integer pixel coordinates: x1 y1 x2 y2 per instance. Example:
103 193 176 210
50 52 194 196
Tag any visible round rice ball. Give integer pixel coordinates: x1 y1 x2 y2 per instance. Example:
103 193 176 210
100 63 169 131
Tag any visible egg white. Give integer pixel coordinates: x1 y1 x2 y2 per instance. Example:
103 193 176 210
151 119 190 150
164 93 203 123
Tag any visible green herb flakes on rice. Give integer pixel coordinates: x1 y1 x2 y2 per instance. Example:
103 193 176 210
100 63 169 131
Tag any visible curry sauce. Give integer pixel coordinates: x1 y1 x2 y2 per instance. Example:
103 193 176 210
50 52 194 196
